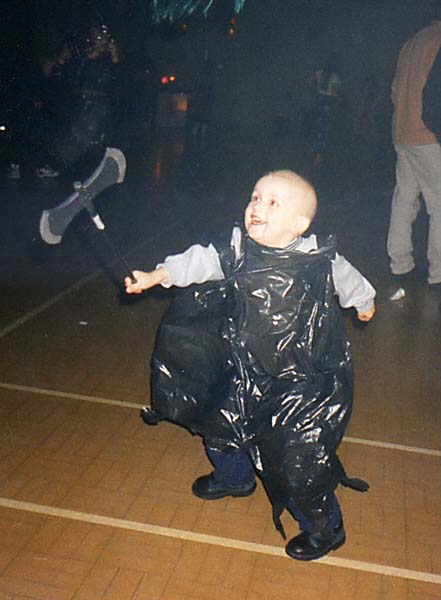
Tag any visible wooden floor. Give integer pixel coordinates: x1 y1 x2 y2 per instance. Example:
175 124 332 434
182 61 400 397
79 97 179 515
1 142 441 599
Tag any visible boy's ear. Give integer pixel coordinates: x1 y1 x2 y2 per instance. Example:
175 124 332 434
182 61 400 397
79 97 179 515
292 215 311 236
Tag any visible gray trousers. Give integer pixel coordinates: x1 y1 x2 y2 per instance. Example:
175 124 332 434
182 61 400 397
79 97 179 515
387 144 441 284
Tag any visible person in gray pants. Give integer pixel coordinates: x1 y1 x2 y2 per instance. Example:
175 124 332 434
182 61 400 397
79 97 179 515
388 10 441 293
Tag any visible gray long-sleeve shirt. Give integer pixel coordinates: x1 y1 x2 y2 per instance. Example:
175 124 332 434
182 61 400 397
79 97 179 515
158 229 376 314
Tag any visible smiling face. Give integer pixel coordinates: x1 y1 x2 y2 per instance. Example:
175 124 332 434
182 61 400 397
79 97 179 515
244 172 316 248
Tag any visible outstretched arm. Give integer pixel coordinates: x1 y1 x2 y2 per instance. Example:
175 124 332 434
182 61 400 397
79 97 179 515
124 242 225 294
332 254 376 322
125 266 168 294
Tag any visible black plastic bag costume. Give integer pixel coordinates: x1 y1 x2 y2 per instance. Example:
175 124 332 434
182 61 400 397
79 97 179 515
147 228 367 535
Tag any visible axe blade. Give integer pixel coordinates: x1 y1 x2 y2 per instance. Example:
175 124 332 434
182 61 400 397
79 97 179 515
39 147 126 245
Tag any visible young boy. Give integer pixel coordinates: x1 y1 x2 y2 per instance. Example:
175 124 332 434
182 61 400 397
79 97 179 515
125 170 375 561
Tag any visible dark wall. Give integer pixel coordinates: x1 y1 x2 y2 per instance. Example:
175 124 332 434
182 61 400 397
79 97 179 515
147 0 436 134
8 0 437 137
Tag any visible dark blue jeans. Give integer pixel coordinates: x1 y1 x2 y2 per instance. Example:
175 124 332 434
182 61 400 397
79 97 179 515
206 446 342 533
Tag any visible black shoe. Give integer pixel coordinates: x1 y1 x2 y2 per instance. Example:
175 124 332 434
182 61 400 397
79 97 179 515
192 472 256 500
285 523 346 561
140 406 160 425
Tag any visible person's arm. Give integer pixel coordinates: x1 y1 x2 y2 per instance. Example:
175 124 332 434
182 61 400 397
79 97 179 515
108 38 119 64
423 47 441 141
56 44 72 66
329 73 341 97
332 254 376 321
125 266 169 294
390 45 404 106
125 243 224 294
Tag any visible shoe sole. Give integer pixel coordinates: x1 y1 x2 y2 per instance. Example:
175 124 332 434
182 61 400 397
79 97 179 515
285 531 346 561
192 482 256 500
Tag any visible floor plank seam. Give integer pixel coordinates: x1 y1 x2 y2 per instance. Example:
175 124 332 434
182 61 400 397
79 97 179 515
1 381 439 457
0 497 440 586
0 217 181 340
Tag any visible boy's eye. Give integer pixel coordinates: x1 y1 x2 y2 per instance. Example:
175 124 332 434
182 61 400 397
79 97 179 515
251 194 259 203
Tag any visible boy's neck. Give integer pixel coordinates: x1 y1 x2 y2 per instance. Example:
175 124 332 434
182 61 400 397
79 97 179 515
284 236 303 251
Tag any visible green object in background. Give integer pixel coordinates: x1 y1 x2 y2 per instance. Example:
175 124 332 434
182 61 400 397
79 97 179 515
151 0 247 22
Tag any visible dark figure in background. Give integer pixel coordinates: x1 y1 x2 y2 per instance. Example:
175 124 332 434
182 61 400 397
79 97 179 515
353 73 392 173
186 59 215 151
309 52 343 167
387 10 441 297
51 25 119 176
8 61 60 180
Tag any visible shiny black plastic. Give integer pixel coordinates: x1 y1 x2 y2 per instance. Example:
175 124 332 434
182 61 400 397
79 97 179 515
150 228 366 532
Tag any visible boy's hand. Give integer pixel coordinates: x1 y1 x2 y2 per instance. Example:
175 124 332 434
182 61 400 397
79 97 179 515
357 305 375 322
124 267 168 294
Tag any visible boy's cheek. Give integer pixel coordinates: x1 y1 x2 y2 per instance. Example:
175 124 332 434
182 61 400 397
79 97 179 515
243 210 252 231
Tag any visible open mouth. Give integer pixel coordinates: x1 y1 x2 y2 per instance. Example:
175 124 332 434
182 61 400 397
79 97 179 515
250 216 266 226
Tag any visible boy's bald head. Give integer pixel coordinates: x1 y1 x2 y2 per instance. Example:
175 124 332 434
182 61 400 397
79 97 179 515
266 170 317 222
245 170 318 248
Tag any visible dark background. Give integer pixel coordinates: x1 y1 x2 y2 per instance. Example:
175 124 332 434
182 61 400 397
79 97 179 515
2 1 437 123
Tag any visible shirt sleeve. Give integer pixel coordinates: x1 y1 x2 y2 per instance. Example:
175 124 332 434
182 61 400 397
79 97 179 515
156 243 225 288
332 253 376 313
423 47 441 141
391 43 405 105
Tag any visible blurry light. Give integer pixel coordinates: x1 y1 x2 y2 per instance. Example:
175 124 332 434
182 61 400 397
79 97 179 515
230 17 236 24
0 125 6 131
154 159 161 183
181 23 188 31
173 93 188 112
169 75 176 82
161 76 169 85
228 27 235 36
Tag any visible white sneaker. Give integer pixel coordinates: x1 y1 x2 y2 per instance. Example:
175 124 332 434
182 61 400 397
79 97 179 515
8 163 20 179
389 287 406 301
36 165 59 178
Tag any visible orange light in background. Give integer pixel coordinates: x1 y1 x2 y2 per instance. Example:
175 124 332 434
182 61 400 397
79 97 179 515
228 27 235 36
169 75 176 82
172 94 188 113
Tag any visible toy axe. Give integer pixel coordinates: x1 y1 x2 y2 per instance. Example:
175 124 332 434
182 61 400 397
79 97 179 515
39 147 135 281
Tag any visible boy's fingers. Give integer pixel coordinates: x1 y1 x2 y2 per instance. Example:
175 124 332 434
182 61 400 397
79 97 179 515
360 306 375 320
357 309 374 322
125 272 141 291
125 279 138 293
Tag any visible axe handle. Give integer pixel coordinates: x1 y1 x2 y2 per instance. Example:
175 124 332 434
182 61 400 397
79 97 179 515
99 227 137 284
75 182 136 284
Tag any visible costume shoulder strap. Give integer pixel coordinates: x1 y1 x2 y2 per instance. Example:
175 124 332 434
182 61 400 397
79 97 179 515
311 233 337 259
211 225 245 277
